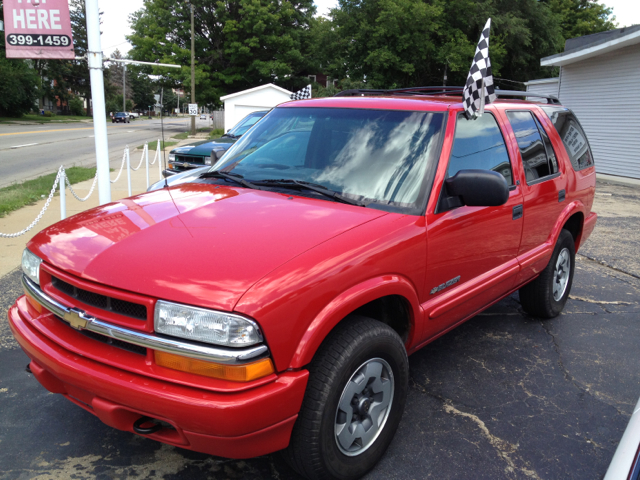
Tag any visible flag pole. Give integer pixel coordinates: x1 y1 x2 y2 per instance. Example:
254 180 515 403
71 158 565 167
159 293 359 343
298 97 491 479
478 77 486 117
85 0 111 205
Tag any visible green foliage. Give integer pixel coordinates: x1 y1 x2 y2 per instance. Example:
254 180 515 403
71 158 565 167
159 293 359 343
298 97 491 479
128 0 316 107
68 97 85 116
44 111 55 118
548 0 616 40
0 57 41 117
0 167 97 218
138 141 178 150
312 0 616 89
209 128 225 139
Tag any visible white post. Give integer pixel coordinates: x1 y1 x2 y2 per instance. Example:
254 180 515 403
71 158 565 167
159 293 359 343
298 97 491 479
126 146 132 197
157 140 162 179
145 143 150 188
85 0 111 205
60 169 66 220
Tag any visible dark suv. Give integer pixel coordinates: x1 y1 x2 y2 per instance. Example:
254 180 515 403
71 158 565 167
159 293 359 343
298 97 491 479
10 87 596 480
112 112 130 124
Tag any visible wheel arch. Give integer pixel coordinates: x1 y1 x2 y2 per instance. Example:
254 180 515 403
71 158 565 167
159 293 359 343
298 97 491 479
550 201 587 250
289 275 421 370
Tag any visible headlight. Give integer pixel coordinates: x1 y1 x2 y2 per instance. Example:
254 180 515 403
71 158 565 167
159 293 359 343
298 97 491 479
168 154 175 162
154 300 263 347
22 249 42 286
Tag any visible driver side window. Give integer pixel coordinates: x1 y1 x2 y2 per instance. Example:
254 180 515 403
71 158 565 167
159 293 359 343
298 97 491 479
448 113 513 186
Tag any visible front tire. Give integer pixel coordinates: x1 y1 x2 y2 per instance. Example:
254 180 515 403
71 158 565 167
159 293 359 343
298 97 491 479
519 229 576 318
285 316 408 480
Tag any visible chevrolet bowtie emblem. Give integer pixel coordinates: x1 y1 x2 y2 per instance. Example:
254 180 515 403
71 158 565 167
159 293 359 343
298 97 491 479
63 308 89 330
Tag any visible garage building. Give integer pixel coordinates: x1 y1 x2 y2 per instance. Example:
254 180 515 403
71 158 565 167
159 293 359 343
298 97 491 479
529 25 640 181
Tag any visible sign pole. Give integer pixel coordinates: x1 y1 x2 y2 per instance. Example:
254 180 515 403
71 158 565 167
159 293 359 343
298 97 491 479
85 0 111 205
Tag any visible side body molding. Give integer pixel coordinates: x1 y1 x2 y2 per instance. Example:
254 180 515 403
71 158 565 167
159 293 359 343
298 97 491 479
289 275 422 370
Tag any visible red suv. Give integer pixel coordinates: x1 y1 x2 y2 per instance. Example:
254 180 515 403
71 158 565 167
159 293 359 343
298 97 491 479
10 88 597 480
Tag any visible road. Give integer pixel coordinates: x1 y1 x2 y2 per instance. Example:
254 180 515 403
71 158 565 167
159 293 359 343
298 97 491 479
0 117 211 188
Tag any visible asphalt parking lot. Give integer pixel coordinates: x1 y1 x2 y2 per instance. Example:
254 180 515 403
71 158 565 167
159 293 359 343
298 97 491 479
1 179 639 480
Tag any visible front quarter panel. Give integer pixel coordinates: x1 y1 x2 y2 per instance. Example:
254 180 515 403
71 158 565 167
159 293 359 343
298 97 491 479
234 213 426 372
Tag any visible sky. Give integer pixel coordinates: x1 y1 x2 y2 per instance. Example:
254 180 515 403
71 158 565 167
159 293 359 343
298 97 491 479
100 0 640 57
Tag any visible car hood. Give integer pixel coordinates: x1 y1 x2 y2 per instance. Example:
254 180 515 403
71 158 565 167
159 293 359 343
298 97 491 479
29 184 387 312
171 137 235 157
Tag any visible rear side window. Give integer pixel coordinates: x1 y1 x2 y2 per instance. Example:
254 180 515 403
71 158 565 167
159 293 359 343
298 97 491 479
506 111 558 184
448 113 513 185
541 106 594 171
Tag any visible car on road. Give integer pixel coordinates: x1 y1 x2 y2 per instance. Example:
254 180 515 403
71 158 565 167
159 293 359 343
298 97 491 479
10 88 597 480
128 112 140 120
112 112 130 124
200 114 207 120
164 110 268 177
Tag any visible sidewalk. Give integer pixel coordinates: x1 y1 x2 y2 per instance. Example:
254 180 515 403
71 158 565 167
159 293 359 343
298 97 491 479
0 144 176 278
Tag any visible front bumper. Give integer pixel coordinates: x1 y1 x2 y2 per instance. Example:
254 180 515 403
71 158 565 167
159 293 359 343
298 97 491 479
8 294 308 459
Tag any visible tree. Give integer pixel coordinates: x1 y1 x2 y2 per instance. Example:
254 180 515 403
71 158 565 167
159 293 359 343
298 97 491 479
0 3 41 116
128 0 316 106
0 57 41 116
315 0 616 90
547 0 616 40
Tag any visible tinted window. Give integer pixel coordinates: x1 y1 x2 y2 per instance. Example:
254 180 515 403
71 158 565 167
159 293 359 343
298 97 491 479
229 112 267 136
541 106 594 171
534 116 558 174
448 113 512 185
507 111 555 183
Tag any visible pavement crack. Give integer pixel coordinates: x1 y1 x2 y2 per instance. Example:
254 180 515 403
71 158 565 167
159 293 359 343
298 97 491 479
568 295 635 306
539 321 629 417
577 253 640 280
443 402 542 480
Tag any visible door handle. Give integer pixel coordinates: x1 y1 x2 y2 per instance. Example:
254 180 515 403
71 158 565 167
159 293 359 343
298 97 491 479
512 204 523 220
558 189 566 202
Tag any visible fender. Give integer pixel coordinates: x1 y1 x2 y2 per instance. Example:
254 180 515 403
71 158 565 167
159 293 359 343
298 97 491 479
289 275 423 370
552 200 586 249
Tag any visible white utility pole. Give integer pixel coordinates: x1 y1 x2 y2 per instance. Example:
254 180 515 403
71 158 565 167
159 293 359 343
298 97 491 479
85 0 111 205
123 64 127 112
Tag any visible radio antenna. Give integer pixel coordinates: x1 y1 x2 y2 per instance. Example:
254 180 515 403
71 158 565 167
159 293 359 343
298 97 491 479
160 87 168 188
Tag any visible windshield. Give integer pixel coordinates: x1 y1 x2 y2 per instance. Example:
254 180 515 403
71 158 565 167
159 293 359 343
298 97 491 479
227 112 267 137
211 107 445 211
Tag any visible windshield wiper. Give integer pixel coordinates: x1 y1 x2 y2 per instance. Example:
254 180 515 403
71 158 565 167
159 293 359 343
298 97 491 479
199 171 261 190
222 133 238 139
253 179 366 207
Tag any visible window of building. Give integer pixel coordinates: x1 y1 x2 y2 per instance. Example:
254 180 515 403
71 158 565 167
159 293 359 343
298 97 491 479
448 113 513 185
308 75 317 83
541 106 594 171
506 111 558 184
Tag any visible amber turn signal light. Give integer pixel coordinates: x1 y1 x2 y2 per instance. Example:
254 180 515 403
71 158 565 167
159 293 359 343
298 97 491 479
24 289 43 314
154 351 275 382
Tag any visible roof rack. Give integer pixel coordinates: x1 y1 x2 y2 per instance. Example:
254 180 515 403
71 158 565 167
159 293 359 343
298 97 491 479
334 86 561 105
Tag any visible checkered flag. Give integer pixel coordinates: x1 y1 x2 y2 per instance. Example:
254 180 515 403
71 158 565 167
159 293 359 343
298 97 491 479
463 18 497 119
290 85 312 100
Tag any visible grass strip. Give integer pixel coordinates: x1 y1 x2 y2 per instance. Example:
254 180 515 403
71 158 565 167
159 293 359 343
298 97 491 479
172 132 189 140
0 115 92 124
136 141 178 151
208 128 224 139
0 166 97 218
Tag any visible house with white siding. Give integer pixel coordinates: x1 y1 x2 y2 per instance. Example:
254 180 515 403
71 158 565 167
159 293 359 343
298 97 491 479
220 84 292 133
530 25 640 181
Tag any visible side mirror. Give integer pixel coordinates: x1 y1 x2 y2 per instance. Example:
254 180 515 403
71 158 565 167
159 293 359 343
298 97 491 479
208 148 225 165
444 169 509 207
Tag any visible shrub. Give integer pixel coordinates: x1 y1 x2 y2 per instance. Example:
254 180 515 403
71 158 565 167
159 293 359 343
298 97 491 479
68 96 85 116
43 110 55 117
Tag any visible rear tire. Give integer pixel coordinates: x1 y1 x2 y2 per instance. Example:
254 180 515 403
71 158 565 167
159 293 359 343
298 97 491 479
284 316 408 480
519 229 575 318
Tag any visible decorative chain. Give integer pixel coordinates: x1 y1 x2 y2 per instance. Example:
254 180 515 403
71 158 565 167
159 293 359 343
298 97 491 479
0 166 63 238
130 144 147 171
66 170 98 202
148 143 160 165
110 148 127 183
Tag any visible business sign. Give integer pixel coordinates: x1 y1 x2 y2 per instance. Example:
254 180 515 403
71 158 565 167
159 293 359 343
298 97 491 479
188 104 198 116
3 0 75 59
